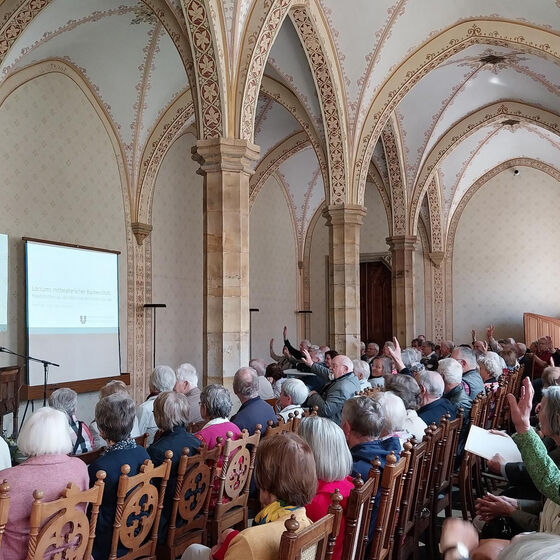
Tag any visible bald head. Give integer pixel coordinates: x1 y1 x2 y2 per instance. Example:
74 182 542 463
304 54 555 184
330 354 353 379
233 367 259 402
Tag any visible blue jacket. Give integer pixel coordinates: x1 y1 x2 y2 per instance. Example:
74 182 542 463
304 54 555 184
418 397 457 426
231 396 277 435
89 444 150 560
148 426 201 542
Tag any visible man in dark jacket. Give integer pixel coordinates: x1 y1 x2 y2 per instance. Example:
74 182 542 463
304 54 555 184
417 369 457 426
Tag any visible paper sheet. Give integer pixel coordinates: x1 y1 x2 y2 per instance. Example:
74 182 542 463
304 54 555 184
464 425 523 463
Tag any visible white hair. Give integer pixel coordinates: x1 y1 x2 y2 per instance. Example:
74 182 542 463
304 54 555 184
497 532 560 560
310 346 325 362
176 362 198 387
151 365 177 392
298 416 353 482
438 358 463 385
352 359 370 380
233 367 259 398
418 370 444 398
401 348 421 369
375 391 407 433
281 378 309 406
18 407 73 456
478 353 503 380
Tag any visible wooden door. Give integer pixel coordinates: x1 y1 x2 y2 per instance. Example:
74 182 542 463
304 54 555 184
360 261 392 347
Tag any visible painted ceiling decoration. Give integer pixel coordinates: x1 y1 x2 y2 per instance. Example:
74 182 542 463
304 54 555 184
2 0 560 251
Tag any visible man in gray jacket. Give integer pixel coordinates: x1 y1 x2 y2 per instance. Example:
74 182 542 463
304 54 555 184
307 354 361 425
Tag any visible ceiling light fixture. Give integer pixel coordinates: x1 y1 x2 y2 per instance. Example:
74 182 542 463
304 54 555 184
479 54 506 65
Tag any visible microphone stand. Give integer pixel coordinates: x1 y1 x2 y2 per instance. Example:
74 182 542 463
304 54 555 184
0 346 60 408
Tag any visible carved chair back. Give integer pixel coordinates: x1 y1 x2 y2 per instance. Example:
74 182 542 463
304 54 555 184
0 480 9 549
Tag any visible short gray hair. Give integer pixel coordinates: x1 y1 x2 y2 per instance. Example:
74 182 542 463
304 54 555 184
542 386 560 436
48 388 77 416
176 363 198 387
375 391 407 433
401 348 421 369
153 391 189 431
478 353 503 380
151 365 176 392
100 380 130 398
385 374 422 410
310 345 325 362
497 532 560 560
375 356 393 375
342 396 384 438
200 384 233 419
95 393 136 443
298 416 352 482
438 358 463 385
418 370 444 398
352 359 370 380
18 407 73 456
281 378 309 406
233 367 259 398
453 346 477 369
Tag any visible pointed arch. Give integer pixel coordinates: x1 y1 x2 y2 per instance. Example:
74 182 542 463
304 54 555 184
353 20 560 208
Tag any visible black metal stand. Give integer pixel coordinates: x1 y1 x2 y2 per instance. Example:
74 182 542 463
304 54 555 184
249 308 259 358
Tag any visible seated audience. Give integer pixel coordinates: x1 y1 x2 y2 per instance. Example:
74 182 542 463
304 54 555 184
265 362 286 399
249 358 275 400
500 348 519 372
439 340 455 360
361 342 379 364
369 356 389 388
282 325 310 361
384 374 428 440
278 378 308 422
90 393 151 560
478 353 504 389
0 407 89 560
374 391 412 448
298 415 353 560
89 380 141 448
230 367 277 435
451 346 485 399
48 387 94 454
182 432 316 560
307 354 361 425
137 365 177 444
148 391 201 542
417 369 457 425
439 358 472 417
420 340 439 370
175 362 203 423
353 359 372 390
196 384 242 449
300 347 332 392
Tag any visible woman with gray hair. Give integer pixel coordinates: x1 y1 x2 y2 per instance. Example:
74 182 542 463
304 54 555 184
89 393 151 560
48 387 94 454
137 365 177 444
352 359 372 391
385 374 427 441
278 378 309 422
374 391 412 449
478 352 503 389
298 415 354 560
195 384 242 449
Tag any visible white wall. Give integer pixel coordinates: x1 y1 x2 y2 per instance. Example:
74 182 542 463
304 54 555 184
361 181 390 253
249 174 298 362
151 132 204 378
453 166 560 343
0 72 127 426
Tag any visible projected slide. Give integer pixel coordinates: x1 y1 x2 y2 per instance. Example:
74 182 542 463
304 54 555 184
0 235 6 332
26 241 121 386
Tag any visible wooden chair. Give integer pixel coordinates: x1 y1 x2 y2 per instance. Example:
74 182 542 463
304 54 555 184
459 450 479 520
0 365 21 437
369 448 410 560
109 451 173 560
75 446 105 465
265 416 293 437
158 444 222 560
341 471 380 560
208 428 260 544
392 439 428 560
279 490 343 560
291 410 302 433
0 480 10 548
265 397 278 409
187 420 206 434
134 432 149 447
26 471 106 560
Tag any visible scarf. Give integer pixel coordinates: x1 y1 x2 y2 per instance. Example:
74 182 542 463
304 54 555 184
253 500 300 525
104 438 137 455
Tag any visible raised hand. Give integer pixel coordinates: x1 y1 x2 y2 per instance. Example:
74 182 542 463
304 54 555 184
301 347 313 367
486 324 495 339
471 329 476 341
506 376 533 434
283 326 288 340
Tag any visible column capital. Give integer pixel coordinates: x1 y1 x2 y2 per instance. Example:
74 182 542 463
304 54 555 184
428 251 446 267
323 204 367 226
192 137 260 175
131 222 153 246
386 235 417 251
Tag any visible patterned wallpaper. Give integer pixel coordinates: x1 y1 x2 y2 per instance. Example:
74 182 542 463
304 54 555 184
151 132 203 378
0 72 127 424
453 166 560 344
249 174 298 361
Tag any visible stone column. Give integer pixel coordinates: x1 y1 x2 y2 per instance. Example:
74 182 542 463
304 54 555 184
386 235 417 345
192 138 260 390
324 204 366 359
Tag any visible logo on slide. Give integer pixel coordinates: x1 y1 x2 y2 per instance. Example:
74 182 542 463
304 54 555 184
80 315 87 324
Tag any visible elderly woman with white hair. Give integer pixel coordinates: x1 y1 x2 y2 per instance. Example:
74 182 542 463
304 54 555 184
298 416 354 560
0 407 90 560
175 362 203 423
48 387 94 454
374 391 412 449
478 352 503 390
384 374 427 441
137 364 177 444
278 378 309 422
352 359 372 391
